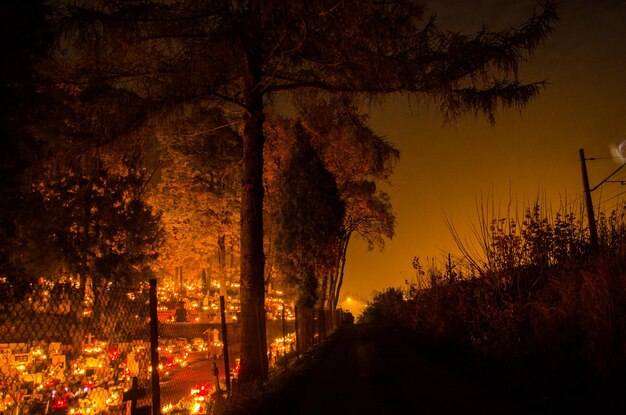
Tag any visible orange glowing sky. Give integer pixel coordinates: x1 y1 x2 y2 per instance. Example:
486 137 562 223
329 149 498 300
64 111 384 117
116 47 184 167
343 0 626 300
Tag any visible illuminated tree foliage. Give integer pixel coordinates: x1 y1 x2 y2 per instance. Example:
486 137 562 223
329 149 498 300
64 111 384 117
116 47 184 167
45 0 557 382
331 181 395 306
0 65 163 317
150 107 242 292
41 154 161 280
31 51 162 312
34 148 162 321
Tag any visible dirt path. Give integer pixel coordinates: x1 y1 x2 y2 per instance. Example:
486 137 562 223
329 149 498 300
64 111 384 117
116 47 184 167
257 324 531 414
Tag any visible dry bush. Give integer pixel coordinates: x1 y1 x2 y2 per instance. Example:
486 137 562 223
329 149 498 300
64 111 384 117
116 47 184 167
395 202 626 391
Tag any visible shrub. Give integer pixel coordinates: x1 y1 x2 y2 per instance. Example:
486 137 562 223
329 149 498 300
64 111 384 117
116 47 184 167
358 288 407 325
384 202 626 398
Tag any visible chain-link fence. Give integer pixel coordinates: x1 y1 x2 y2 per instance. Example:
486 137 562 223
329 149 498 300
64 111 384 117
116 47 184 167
0 278 319 415
0 278 151 415
155 287 300 415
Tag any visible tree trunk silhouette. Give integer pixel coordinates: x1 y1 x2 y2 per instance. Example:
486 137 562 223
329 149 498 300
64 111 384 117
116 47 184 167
239 52 268 381
218 234 227 299
296 305 314 351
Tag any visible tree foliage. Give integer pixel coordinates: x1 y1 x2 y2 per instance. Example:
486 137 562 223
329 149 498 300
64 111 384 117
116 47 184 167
149 107 242 278
44 0 557 383
37 150 163 287
273 124 344 308
358 288 406 325
265 99 398 313
296 97 398 310
0 1 163 296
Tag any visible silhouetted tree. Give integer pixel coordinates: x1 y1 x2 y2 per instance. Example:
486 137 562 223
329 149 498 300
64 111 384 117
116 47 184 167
273 124 344 348
38 150 162 316
296 97 398 313
332 181 395 310
0 0 52 297
266 99 398 320
45 0 557 382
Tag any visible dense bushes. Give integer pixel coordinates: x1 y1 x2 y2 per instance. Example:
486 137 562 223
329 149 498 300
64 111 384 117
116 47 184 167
361 203 626 401
358 288 406 325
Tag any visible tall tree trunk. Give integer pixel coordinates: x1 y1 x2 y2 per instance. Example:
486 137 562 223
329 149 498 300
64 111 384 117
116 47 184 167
333 235 351 309
238 0 269 384
179 265 184 295
92 278 107 331
76 273 87 320
201 268 208 296
238 87 268 383
328 238 344 326
218 234 227 298
318 273 328 340
296 305 313 351
229 237 236 287
328 271 337 328
77 187 92 319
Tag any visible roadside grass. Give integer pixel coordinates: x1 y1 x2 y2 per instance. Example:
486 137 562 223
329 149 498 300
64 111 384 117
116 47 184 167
360 202 626 412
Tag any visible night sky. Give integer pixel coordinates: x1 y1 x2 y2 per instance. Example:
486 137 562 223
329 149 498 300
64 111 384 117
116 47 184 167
343 0 626 300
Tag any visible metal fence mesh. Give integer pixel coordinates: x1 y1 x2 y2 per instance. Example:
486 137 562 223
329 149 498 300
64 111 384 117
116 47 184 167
0 279 150 415
0 278 304 415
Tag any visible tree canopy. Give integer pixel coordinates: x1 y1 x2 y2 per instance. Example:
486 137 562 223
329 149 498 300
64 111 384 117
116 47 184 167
265 98 398 314
149 107 242 279
44 0 557 383
273 124 345 308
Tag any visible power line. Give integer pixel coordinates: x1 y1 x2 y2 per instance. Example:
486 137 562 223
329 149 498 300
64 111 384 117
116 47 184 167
597 190 626 208
598 183 624 198
586 156 623 161
562 195 584 216
590 162 626 192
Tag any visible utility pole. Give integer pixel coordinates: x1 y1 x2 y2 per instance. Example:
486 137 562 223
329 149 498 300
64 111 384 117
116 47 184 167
579 148 599 250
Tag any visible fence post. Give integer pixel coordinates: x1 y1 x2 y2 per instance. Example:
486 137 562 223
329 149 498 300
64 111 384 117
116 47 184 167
212 362 222 400
219 295 231 396
282 306 287 367
149 279 161 415
294 306 300 356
